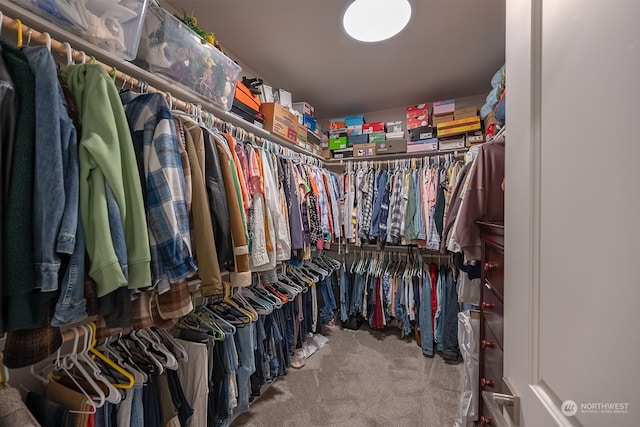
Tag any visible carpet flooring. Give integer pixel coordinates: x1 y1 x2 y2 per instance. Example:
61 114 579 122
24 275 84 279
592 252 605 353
232 326 463 427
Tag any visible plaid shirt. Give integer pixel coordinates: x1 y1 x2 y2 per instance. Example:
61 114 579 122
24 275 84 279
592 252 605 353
359 168 375 241
388 168 405 241
121 92 196 290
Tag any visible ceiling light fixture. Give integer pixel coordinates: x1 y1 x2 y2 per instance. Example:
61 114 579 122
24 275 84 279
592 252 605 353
343 0 412 43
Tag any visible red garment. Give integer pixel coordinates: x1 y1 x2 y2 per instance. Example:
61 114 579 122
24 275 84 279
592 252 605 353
87 413 94 427
430 263 438 335
372 278 385 329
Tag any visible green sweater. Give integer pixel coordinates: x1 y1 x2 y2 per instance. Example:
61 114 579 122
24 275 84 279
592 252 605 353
61 65 151 297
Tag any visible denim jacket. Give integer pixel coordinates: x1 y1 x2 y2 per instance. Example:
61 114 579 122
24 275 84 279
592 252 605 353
23 46 80 293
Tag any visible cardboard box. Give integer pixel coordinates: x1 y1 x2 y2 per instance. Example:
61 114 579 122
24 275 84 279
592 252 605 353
347 124 363 136
376 138 406 154
276 89 292 108
386 131 405 139
362 122 385 134
386 121 403 133
333 147 353 159
406 103 429 114
409 125 434 141
345 114 365 126
433 99 456 116
296 123 308 146
321 149 332 159
329 118 347 130
454 106 478 120
432 113 455 126
467 130 485 145
348 134 368 145
406 115 429 129
368 132 386 143
436 116 482 137
407 141 439 153
292 102 314 117
302 114 317 131
307 131 321 146
439 135 466 150
261 102 298 143
329 136 348 150
353 143 376 157
407 137 438 146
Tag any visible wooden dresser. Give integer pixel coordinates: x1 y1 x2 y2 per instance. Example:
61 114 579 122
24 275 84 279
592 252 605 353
478 222 504 425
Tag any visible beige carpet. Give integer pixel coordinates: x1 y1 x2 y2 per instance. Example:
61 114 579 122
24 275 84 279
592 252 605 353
232 326 463 427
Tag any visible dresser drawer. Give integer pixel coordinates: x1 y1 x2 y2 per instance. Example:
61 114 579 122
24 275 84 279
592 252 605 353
482 247 504 299
481 285 504 347
480 322 504 395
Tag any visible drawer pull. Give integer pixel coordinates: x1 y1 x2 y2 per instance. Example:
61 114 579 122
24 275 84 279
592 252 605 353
484 262 500 271
480 416 494 425
481 377 494 388
481 301 495 310
481 339 494 349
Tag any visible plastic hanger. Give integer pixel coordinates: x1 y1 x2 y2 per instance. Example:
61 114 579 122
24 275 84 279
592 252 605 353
135 329 179 371
153 328 189 363
253 285 284 309
53 346 99 415
200 304 237 336
62 42 73 65
123 331 164 375
61 327 107 408
75 325 122 404
100 335 148 384
88 323 134 389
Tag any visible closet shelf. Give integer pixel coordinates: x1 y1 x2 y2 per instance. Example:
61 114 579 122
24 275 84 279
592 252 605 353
325 146 469 166
0 0 325 164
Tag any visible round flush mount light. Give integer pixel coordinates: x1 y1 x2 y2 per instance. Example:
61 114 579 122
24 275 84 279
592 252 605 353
343 0 412 42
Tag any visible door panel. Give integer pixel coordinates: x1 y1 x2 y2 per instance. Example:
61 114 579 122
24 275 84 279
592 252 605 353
506 0 640 426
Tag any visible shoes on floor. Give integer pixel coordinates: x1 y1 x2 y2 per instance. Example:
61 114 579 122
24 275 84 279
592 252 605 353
290 349 306 369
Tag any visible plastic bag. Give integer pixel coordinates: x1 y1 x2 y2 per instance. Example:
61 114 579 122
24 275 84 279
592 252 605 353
453 310 480 427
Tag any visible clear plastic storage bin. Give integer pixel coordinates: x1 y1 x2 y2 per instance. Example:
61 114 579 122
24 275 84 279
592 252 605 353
10 0 148 60
135 2 241 111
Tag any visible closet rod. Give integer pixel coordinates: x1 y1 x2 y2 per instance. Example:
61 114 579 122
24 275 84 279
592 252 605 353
0 9 324 167
339 242 450 255
326 148 469 166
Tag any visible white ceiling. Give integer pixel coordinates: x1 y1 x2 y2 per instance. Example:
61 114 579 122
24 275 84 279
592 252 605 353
163 0 505 120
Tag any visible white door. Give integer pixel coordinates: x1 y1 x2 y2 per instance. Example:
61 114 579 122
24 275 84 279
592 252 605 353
504 0 640 426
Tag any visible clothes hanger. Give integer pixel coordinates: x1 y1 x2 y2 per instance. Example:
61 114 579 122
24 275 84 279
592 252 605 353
239 288 273 315
75 325 122 404
136 329 179 371
230 287 259 321
100 334 148 384
153 328 189 363
253 284 284 308
88 323 135 389
60 327 107 408
223 283 257 322
52 347 99 415
62 42 73 66
122 330 165 375
200 304 237 337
